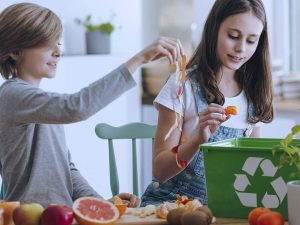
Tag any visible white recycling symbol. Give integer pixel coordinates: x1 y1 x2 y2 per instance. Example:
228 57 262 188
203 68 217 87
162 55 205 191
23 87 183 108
233 157 287 208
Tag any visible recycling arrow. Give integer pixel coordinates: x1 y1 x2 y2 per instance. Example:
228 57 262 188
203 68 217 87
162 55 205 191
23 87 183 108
236 191 257 207
234 174 250 191
261 159 277 177
234 157 287 209
242 157 263 176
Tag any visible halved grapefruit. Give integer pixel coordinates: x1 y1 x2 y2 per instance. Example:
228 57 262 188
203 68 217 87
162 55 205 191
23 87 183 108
73 197 119 225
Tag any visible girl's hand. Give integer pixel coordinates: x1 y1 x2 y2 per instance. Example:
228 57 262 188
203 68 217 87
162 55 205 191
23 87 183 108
126 37 184 73
198 103 227 143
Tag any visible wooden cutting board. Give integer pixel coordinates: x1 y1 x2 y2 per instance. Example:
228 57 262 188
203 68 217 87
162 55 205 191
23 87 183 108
116 214 167 225
115 214 249 225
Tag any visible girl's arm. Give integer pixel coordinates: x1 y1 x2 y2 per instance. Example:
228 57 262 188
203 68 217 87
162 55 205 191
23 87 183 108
153 103 226 183
152 105 200 183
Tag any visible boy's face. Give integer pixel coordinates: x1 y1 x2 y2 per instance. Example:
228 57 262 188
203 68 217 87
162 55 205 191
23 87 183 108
12 40 62 86
216 11 263 74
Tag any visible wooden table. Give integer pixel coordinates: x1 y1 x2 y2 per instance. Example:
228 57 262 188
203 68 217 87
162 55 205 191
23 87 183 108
215 218 248 224
215 217 289 224
116 214 289 225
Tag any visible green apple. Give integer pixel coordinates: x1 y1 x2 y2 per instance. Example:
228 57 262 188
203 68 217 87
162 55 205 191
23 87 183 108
13 203 44 225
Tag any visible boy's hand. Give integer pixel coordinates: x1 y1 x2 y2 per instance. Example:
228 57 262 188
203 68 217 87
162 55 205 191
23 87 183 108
108 192 141 208
126 37 185 74
137 36 184 64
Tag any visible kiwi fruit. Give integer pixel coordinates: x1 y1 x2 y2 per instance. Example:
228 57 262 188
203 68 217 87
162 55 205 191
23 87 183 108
167 207 186 225
196 205 213 224
181 210 208 225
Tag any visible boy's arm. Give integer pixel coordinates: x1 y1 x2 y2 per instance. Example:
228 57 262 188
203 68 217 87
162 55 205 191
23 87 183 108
68 152 103 200
6 64 136 125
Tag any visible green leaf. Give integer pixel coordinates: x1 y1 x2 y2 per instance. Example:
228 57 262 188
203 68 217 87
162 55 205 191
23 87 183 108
75 15 115 35
292 125 300 135
280 139 287 148
272 145 281 155
285 133 294 145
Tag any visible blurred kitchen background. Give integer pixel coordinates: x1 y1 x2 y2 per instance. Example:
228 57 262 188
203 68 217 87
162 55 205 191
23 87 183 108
0 0 300 199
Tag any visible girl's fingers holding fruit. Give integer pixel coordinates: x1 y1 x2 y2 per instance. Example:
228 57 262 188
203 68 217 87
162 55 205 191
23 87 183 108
199 112 226 123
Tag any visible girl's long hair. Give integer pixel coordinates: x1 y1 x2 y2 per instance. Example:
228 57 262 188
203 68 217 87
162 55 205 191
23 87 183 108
187 0 273 123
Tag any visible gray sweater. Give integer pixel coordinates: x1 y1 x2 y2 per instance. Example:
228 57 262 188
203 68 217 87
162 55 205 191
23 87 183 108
0 64 136 207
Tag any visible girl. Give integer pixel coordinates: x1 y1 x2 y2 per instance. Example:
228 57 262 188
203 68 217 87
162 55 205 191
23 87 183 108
0 3 184 207
141 0 273 206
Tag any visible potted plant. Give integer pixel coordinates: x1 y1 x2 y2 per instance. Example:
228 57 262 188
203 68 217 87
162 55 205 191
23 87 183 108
75 15 114 54
272 125 300 225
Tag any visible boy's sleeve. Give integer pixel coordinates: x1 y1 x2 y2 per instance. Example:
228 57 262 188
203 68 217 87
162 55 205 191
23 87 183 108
6 64 136 125
68 152 104 200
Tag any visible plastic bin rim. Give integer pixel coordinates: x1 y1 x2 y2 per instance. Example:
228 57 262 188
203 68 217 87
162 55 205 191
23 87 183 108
200 137 300 152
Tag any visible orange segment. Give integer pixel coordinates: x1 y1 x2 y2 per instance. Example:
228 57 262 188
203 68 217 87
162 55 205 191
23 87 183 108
0 201 20 225
226 106 237 110
225 106 238 116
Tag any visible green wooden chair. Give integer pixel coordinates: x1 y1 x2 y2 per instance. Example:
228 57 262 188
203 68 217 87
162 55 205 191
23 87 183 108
95 122 156 196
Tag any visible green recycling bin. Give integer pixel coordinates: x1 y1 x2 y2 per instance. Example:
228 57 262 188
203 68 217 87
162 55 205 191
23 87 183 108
201 138 300 220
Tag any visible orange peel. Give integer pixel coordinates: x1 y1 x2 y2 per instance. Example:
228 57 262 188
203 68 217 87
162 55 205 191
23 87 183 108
115 204 127 218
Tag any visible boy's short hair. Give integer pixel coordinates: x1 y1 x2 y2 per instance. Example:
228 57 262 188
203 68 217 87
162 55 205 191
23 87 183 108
0 3 62 79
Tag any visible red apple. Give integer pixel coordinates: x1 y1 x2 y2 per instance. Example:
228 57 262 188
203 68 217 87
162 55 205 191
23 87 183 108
41 204 74 225
13 203 43 225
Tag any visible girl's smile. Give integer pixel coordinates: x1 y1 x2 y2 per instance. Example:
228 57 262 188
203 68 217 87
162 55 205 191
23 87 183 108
227 54 245 63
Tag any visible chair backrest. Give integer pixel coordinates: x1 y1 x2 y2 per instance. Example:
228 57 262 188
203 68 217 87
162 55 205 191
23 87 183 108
95 122 156 196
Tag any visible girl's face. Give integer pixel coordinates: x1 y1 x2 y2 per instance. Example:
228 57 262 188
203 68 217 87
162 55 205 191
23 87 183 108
217 11 263 75
15 40 62 86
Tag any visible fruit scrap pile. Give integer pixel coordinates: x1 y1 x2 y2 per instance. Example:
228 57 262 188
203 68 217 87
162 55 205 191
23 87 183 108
224 105 238 116
156 195 215 225
156 195 203 219
175 194 193 206
0 197 126 225
248 207 284 225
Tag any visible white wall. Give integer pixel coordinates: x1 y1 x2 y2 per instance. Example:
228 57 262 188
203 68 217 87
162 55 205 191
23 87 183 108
291 0 300 71
0 0 142 55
